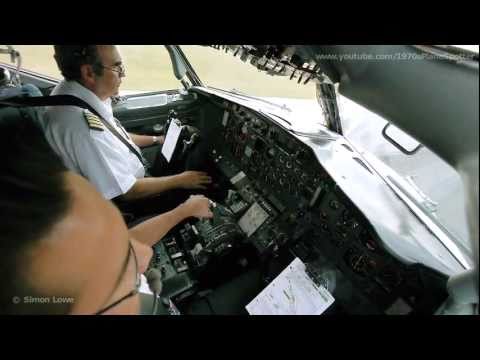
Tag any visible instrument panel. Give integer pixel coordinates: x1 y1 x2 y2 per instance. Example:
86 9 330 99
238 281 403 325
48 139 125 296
221 104 324 204
207 101 448 314
147 97 448 314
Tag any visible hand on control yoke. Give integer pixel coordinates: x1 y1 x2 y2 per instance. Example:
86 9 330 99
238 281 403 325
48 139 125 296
183 195 214 219
179 171 212 190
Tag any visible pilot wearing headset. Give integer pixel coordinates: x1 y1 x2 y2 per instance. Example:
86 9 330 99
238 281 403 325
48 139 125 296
43 45 212 216
0 117 213 315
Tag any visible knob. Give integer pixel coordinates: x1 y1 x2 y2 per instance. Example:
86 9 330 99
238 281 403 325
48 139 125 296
320 211 328 220
277 232 288 245
153 124 164 133
329 200 340 210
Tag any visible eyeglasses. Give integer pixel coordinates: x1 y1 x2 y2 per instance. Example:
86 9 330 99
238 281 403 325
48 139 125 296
95 242 141 315
101 63 125 77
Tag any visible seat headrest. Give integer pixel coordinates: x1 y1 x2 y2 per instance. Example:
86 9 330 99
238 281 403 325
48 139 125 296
0 66 11 86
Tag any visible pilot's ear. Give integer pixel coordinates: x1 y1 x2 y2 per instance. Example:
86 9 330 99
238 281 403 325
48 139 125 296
79 63 96 86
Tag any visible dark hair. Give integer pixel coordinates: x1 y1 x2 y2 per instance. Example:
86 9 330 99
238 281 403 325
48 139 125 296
0 110 72 314
53 45 104 81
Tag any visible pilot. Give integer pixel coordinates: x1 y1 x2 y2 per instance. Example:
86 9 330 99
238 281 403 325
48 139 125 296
43 45 212 217
0 117 214 315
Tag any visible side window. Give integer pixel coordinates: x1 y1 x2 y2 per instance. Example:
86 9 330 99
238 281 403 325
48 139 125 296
8 45 180 95
118 45 179 94
9 45 61 79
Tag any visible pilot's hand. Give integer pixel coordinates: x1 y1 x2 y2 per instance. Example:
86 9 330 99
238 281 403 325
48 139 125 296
178 171 212 190
183 195 214 219
156 135 165 145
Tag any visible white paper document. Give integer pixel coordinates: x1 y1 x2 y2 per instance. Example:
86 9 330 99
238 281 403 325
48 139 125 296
246 257 335 315
161 121 182 162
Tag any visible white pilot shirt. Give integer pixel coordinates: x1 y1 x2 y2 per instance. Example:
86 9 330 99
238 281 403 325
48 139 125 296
43 80 145 200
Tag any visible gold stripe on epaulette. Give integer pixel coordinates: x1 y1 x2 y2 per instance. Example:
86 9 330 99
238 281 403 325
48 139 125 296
87 118 103 126
83 109 104 131
85 115 102 123
89 124 105 131
86 118 104 131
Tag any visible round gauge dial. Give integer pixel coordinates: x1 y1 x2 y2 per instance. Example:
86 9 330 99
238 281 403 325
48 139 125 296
342 209 353 222
329 199 340 210
320 223 329 233
353 255 376 276
345 249 377 277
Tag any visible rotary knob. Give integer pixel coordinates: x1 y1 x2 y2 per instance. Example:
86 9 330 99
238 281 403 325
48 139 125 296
276 232 288 245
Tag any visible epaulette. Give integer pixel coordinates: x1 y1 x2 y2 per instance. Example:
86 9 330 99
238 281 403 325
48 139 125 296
83 109 104 131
